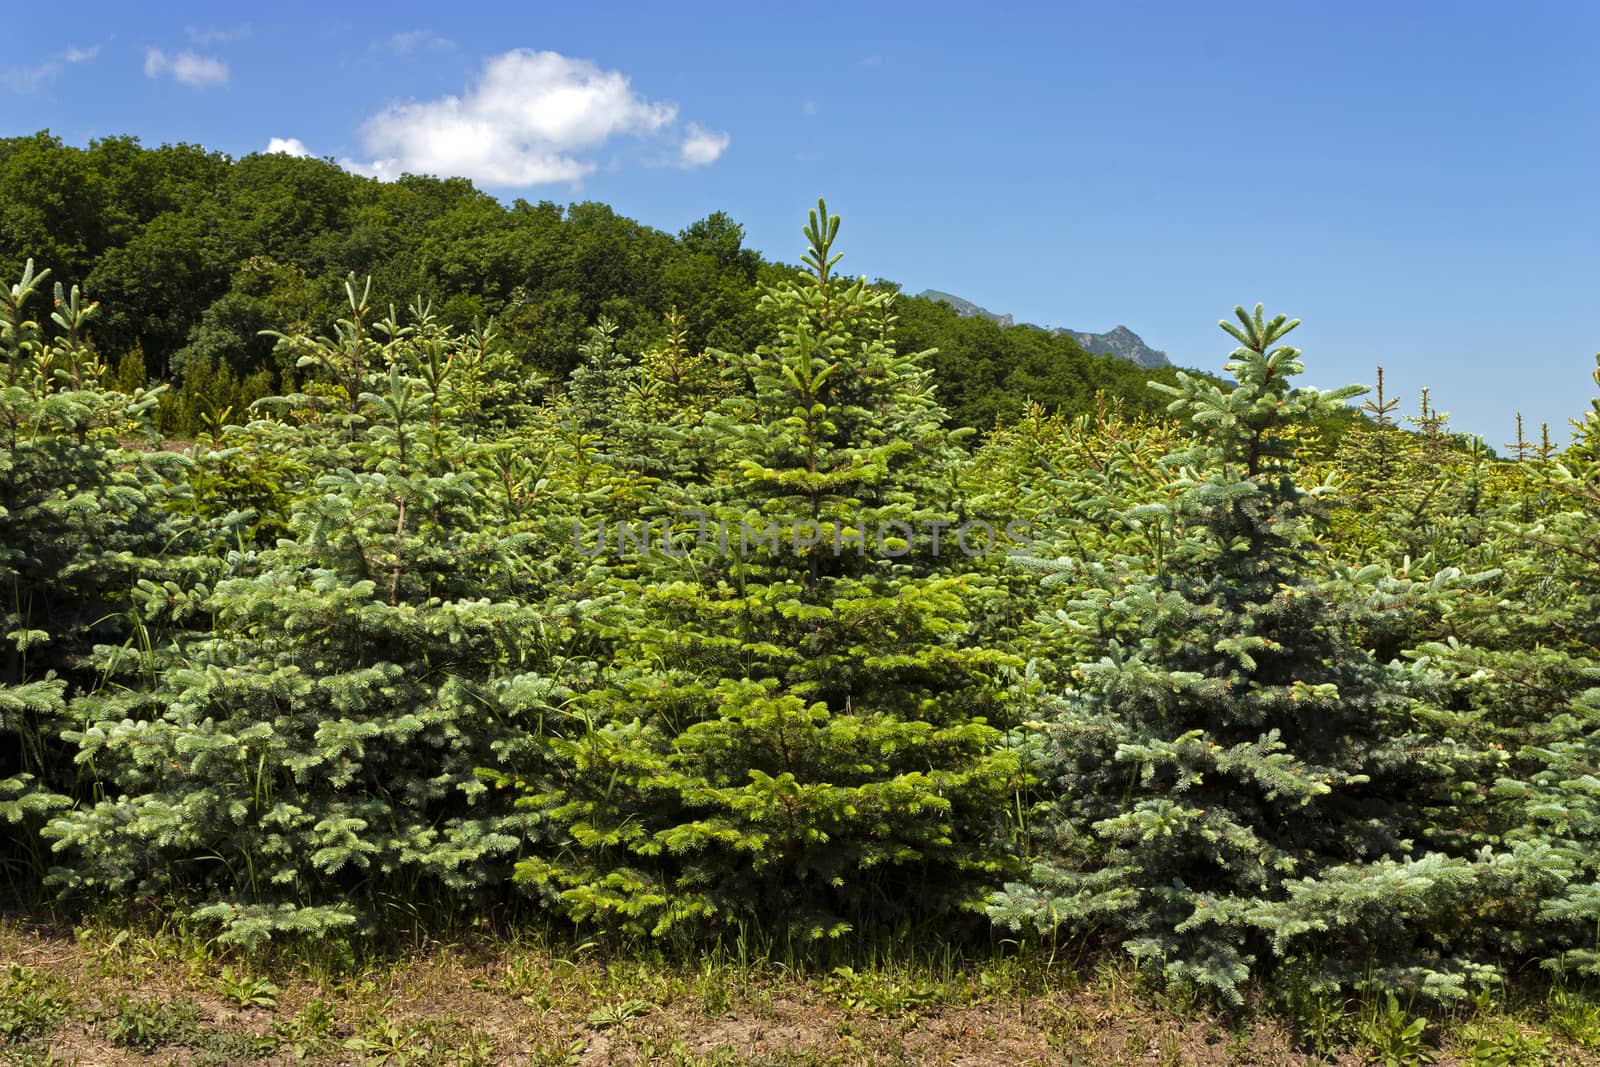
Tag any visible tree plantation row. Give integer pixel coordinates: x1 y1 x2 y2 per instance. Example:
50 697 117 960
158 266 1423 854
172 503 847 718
2 200 1597 1010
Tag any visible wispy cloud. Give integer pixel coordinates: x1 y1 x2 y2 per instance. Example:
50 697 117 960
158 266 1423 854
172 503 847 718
2 42 101 94
679 123 730 168
345 48 723 186
185 24 251 46
383 30 454 56
265 137 312 158
145 48 229 89
1 61 59 93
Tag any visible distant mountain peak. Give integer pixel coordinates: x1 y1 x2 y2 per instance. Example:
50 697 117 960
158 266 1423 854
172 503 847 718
1069 326 1171 370
915 289 1171 369
917 289 1013 328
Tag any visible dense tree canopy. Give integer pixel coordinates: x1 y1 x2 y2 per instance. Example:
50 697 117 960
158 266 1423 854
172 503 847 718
0 131 1192 436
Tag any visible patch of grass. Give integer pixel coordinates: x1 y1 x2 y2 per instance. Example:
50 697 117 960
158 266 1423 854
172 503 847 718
1550 987 1600 1049
527 1032 586 1066
436 1024 498 1066
101 992 274 1063
824 965 942 1018
1 1043 69 1067
343 1010 430 1065
104 994 208 1051
0 966 68 1043
1457 1018 1553 1066
1277 974 1357 1057
696 951 736 1017
271 997 336 1060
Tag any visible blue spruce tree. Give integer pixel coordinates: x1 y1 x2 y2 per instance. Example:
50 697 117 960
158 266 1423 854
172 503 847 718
991 307 1500 1001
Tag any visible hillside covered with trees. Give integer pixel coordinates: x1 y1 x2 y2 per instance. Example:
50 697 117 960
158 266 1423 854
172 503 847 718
0 131 1194 436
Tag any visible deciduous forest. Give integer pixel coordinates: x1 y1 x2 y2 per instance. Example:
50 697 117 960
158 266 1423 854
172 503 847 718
2 133 1597 1065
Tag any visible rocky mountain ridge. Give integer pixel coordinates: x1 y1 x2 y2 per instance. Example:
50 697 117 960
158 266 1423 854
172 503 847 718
917 289 1173 369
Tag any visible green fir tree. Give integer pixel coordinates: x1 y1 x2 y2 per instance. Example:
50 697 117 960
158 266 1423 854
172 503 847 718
45 286 581 943
508 201 1023 941
990 307 1497 1001
0 261 199 902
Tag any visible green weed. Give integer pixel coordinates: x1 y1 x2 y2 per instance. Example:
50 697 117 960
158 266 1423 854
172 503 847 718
1358 992 1436 1067
0 966 67 1043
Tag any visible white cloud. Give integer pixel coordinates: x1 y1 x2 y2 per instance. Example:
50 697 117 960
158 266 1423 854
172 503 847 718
2 43 99 93
145 48 229 89
265 137 312 157
348 48 691 186
385 30 454 56
679 123 730 167
802 99 817 117
338 157 392 180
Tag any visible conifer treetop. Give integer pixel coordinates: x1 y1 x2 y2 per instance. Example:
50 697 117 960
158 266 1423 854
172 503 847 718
802 198 844 288
1155 304 1365 477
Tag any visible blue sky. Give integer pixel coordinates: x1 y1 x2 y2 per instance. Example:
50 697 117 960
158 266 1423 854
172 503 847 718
10 1 1599 445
